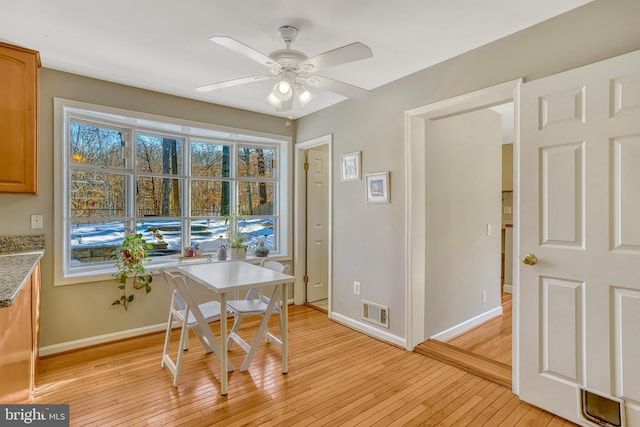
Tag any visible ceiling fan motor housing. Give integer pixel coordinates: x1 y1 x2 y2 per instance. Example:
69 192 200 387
269 49 309 73
278 25 299 45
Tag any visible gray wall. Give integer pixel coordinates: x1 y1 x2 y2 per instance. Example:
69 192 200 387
425 109 502 338
296 0 640 340
3 0 640 350
0 69 294 348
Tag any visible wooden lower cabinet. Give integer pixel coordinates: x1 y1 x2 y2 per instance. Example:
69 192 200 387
0 263 41 403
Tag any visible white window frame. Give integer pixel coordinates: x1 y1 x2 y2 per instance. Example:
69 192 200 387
54 98 291 286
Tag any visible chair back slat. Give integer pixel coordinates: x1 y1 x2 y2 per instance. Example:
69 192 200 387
162 270 188 310
255 259 290 302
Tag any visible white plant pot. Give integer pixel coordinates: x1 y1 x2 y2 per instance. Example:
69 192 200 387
230 248 247 260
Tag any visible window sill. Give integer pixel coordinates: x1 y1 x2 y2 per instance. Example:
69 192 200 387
55 254 292 286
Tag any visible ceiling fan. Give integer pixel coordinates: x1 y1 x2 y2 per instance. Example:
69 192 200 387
197 25 373 112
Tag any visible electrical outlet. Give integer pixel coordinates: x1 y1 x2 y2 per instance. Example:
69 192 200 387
31 214 43 229
482 291 487 303
354 281 361 295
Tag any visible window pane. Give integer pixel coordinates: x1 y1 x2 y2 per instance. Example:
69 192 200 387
238 182 275 215
136 176 182 217
238 147 276 178
71 170 126 218
70 220 126 265
137 134 183 175
191 179 229 216
191 141 230 178
189 219 227 253
243 217 275 251
136 219 182 257
71 122 126 169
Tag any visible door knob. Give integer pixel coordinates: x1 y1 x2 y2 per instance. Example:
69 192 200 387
521 253 537 265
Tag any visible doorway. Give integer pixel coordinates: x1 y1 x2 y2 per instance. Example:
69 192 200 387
405 79 521 391
425 104 514 367
293 135 332 314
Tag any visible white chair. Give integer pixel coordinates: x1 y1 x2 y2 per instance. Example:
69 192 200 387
161 269 223 387
226 259 290 371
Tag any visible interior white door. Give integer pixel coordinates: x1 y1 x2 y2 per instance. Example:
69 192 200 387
306 147 329 303
519 49 640 425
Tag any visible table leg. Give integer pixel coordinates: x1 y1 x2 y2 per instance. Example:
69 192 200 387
238 287 280 371
220 291 228 396
281 282 288 374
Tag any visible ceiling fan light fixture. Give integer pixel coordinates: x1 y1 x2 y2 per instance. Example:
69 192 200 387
267 73 294 107
266 91 282 108
276 80 291 94
294 83 314 107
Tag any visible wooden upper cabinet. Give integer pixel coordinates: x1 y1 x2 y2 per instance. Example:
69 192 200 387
0 42 40 194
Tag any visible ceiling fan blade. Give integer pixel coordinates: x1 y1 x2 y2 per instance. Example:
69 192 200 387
209 36 279 70
299 42 373 73
305 75 371 99
196 75 273 92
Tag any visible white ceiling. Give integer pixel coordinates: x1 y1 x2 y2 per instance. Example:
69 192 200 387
1 0 591 119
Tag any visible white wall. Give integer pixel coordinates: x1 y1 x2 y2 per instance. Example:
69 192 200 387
425 109 502 337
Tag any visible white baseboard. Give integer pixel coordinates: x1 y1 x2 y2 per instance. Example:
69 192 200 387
39 323 168 357
429 305 503 342
331 312 406 348
503 284 513 293
40 299 297 357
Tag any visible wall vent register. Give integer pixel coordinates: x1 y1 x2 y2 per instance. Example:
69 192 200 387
362 300 389 328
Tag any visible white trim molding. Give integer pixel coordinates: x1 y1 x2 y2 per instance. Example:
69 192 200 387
331 312 406 349
404 78 522 392
429 306 503 342
293 134 333 311
39 323 168 357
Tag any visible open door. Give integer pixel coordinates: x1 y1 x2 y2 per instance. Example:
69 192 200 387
519 49 640 425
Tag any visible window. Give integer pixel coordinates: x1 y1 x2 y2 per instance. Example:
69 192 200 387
54 99 291 285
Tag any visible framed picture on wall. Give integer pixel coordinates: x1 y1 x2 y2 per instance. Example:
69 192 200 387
365 171 390 203
340 151 361 182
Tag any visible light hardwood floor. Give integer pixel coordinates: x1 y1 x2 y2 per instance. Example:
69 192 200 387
447 292 513 365
414 292 513 388
33 305 574 426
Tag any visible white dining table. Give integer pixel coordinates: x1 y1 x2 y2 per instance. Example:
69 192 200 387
176 260 294 396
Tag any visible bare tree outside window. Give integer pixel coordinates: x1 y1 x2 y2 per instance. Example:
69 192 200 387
64 114 282 273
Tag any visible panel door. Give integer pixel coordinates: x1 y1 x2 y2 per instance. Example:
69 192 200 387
306 148 329 303
519 49 640 425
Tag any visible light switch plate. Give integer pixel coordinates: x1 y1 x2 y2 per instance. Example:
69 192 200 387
31 214 43 229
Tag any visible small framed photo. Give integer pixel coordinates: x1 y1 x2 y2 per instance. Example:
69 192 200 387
340 151 361 182
365 171 390 204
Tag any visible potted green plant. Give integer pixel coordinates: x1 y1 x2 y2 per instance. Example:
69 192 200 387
111 231 153 310
225 209 248 259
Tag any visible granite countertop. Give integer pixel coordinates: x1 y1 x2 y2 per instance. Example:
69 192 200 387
0 234 45 308
0 251 44 307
